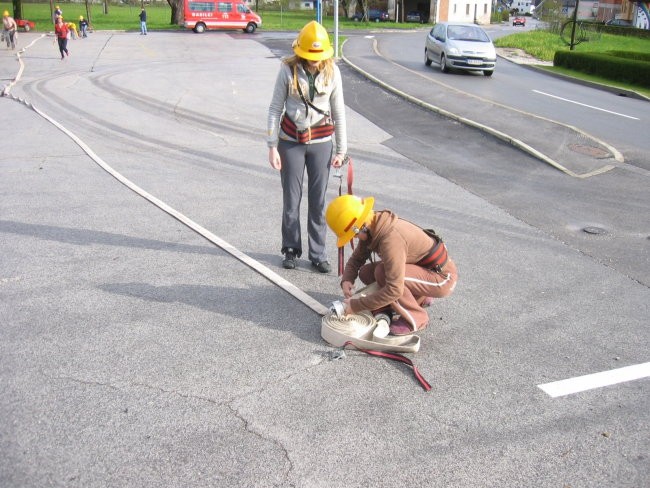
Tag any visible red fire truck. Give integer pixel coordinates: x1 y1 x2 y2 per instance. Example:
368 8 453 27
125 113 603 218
184 0 262 33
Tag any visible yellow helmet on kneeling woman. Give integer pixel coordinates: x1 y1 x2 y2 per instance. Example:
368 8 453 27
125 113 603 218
326 195 375 247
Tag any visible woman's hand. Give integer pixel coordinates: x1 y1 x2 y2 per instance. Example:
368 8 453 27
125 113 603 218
331 153 346 168
341 280 354 299
268 147 281 170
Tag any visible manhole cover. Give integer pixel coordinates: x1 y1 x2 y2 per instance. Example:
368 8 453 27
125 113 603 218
569 144 611 158
583 226 607 235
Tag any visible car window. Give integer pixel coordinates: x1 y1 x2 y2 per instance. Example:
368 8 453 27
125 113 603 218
189 1 216 12
432 24 444 41
448 25 489 42
217 2 233 13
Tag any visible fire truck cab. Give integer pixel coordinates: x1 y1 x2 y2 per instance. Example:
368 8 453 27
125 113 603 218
184 0 262 34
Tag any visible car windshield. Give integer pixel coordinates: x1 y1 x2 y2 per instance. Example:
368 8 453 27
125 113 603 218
447 25 490 42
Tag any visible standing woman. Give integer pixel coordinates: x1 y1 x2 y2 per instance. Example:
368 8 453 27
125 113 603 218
267 21 347 273
54 16 69 59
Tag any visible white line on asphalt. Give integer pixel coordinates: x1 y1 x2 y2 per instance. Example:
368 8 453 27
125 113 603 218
532 90 640 120
538 362 650 398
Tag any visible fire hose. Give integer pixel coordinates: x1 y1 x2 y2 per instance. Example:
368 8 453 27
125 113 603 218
322 284 431 391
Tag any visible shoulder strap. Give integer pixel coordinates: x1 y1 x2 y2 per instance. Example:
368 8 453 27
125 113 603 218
295 79 330 117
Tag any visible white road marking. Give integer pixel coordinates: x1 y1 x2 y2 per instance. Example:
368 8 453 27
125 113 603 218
538 362 650 398
532 90 640 120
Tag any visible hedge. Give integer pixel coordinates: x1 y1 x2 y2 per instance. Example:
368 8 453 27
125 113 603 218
554 50 650 87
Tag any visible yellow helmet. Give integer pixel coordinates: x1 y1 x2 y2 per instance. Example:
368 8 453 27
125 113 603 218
293 21 333 62
79 15 83 20
3 11 9 17
326 195 375 247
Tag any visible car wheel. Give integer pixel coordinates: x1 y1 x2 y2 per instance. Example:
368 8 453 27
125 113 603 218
440 53 448 73
244 22 256 34
424 48 432 66
375 18 380 22
24 24 31 32
194 22 206 34
484 70 494 77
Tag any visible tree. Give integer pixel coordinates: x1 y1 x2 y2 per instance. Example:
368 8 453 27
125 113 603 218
167 0 184 25
12 0 23 20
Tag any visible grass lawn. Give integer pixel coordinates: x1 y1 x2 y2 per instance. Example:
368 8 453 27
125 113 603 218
1 2 178 31
493 29 650 62
1 3 425 32
493 29 650 97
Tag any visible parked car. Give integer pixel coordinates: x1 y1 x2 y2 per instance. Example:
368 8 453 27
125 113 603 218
406 11 425 23
16 19 36 31
424 22 497 76
512 16 526 27
605 18 633 27
352 9 389 22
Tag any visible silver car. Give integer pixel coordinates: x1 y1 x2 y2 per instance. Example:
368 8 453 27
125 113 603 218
424 22 496 76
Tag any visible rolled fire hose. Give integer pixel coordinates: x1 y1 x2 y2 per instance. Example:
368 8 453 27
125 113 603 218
321 284 421 354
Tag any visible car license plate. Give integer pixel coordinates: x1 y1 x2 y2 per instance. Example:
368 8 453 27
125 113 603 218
467 59 482 65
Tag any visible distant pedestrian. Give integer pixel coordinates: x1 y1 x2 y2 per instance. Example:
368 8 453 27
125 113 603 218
79 16 89 38
139 8 147 35
54 16 69 60
2 10 17 50
53 5 62 24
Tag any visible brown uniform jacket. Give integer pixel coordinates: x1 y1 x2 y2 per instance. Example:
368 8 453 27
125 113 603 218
342 210 437 313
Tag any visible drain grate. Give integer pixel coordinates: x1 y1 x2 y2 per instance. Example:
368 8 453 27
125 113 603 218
583 226 607 235
569 144 611 159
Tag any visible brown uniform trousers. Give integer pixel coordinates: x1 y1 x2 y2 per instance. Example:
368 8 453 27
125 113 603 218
358 258 458 330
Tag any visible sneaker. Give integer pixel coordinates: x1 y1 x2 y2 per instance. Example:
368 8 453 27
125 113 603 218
311 261 331 274
389 317 427 336
282 249 297 269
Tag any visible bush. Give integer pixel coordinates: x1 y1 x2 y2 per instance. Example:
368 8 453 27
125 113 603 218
554 50 650 87
606 50 650 62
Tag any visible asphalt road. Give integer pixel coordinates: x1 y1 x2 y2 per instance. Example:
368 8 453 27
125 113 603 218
1 30 648 488
376 25 650 170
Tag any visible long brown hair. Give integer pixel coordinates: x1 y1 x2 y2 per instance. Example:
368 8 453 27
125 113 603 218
283 55 335 95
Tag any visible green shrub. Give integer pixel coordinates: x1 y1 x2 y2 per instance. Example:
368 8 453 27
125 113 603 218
554 51 650 87
606 50 650 62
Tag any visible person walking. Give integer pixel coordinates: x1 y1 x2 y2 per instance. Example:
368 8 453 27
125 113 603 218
54 16 70 59
2 11 17 50
79 16 89 38
139 8 147 35
267 21 347 273
325 195 458 336
53 5 62 24
67 20 78 40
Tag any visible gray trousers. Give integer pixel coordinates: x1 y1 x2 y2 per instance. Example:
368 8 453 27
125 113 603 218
3 29 16 48
278 139 333 263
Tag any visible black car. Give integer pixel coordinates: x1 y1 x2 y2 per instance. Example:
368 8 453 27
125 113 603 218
406 11 425 23
352 9 390 22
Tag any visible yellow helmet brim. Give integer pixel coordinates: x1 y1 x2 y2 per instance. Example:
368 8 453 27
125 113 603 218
293 44 334 61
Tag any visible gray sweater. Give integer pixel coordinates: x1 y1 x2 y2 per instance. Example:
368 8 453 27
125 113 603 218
267 61 347 156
